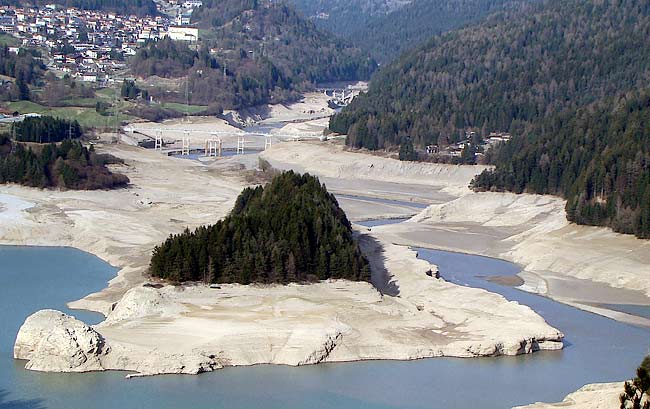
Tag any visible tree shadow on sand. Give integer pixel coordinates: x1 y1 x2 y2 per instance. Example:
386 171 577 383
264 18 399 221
0 390 46 409
359 234 400 297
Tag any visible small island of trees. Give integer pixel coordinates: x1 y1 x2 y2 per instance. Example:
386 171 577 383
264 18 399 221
149 171 371 284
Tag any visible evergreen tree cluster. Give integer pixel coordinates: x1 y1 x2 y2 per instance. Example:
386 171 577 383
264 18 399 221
330 0 650 152
398 138 417 161
620 356 650 409
0 46 45 101
120 80 147 100
12 116 82 143
471 91 650 239
150 171 370 284
0 137 129 189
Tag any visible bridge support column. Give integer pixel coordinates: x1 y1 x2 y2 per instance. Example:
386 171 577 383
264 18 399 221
181 131 190 155
154 130 163 151
237 135 245 155
265 135 272 150
205 138 222 157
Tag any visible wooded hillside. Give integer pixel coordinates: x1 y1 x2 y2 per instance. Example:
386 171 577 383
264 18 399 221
330 0 650 151
349 0 526 64
472 91 650 239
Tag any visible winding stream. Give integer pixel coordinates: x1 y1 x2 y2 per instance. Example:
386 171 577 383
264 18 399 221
1 225 648 408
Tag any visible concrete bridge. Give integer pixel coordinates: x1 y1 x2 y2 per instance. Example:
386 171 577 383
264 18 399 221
123 126 322 157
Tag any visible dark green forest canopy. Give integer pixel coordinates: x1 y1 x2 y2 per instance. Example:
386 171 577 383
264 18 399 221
330 0 650 151
0 136 129 189
471 91 650 239
149 171 371 284
12 116 82 143
348 0 531 64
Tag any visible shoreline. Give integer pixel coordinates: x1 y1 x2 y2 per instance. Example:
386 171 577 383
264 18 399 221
378 238 650 328
3 138 646 390
2 141 565 376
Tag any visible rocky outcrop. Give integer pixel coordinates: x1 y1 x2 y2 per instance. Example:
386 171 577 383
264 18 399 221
14 310 110 372
513 382 625 409
298 331 344 365
104 286 187 323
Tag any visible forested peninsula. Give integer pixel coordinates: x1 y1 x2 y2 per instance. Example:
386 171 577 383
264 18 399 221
150 171 370 284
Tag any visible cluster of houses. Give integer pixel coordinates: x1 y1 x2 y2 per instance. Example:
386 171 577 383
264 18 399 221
426 131 512 158
0 3 202 85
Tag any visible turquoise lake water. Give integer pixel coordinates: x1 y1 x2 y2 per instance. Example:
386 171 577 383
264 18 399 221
1 244 649 409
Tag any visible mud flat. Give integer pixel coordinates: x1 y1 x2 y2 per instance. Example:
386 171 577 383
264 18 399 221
0 144 246 315
13 235 563 376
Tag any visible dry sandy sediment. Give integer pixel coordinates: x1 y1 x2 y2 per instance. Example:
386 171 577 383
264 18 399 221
3 140 564 376
126 92 334 151
228 92 335 126
513 382 624 409
261 142 650 324
259 141 650 409
0 144 246 315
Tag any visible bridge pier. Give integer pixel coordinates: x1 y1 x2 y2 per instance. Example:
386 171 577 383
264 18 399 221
205 138 222 157
237 135 245 155
181 131 190 156
154 130 163 151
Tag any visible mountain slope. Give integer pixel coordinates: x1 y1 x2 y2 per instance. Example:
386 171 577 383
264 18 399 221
472 91 650 239
289 0 410 38
350 0 526 63
191 0 376 84
131 0 376 109
330 0 650 149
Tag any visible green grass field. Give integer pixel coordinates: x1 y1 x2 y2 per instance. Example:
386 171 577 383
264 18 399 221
160 102 208 114
5 100 136 129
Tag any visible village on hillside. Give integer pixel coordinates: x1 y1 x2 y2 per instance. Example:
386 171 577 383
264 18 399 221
0 1 202 85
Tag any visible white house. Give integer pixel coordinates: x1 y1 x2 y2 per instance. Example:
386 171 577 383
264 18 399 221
166 25 198 41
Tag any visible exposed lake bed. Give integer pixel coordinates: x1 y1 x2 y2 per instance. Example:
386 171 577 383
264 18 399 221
1 139 649 408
